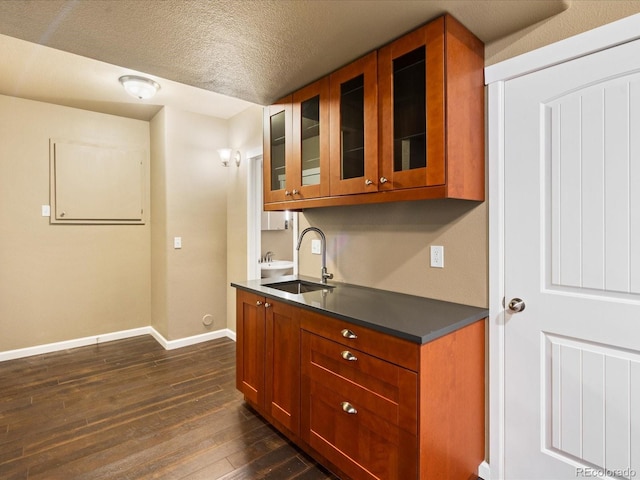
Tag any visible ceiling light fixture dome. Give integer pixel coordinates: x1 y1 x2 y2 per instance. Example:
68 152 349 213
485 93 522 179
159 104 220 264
118 75 160 100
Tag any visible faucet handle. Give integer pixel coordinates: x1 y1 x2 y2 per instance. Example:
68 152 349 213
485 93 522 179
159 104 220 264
322 268 333 282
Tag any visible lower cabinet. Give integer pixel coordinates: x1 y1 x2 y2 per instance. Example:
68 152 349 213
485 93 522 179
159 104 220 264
235 289 485 479
235 290 300 437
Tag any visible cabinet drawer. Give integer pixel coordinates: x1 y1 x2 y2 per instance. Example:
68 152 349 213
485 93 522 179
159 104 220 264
302 376 417 480
302 331 417 434
300 309 419 371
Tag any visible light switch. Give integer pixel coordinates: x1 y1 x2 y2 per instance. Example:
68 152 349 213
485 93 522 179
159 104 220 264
174 237 182 249
41 205 51 217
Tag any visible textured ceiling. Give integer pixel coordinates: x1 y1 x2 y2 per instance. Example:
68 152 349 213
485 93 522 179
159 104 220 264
0 0 570 119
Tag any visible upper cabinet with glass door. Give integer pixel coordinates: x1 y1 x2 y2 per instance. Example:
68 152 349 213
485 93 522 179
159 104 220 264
263 98 292 204
379 15 484 200
263 14 484 210
329 52 378 196
291 78 330 200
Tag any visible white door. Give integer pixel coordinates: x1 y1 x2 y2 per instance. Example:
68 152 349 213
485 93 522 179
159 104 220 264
505 39 640 479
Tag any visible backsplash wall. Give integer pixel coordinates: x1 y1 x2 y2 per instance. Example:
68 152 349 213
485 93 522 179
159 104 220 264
299 199 488 308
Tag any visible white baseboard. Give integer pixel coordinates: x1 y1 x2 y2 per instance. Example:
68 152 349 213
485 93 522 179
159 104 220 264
479 461 491 480
0 326 236 362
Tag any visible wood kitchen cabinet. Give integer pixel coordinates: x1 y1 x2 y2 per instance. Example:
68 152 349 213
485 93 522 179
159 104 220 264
263 97 292 203
235 288 485 480
263 13 484 211
300 310 418 480
378 15 484 199
329 51 378 196
291 77 331 200
235 290 300 437
263 79 330 204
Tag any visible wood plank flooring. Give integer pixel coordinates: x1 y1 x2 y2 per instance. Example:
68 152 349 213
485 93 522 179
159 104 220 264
0 336 339 480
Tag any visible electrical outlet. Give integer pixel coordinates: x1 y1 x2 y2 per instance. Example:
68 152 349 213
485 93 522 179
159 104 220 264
430 245 444 268
311 239 322 255
41 205 51 217
174 237 182 249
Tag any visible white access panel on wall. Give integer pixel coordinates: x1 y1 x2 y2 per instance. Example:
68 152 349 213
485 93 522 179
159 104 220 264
50 139 145 224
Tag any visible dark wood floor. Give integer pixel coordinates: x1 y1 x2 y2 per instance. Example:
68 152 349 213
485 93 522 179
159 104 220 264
0 335 339 480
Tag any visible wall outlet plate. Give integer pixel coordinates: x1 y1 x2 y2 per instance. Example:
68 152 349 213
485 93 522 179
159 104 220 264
174 237 182 249
430 245 444 268
311 239 322 255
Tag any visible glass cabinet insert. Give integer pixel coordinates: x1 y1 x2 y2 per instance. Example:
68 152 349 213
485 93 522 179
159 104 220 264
393 47 426 172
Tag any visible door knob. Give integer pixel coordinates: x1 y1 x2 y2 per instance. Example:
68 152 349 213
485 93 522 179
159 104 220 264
508 298 526 313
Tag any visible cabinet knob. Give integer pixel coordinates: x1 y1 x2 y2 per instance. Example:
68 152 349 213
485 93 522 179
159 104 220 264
292 189 299 195
341 350 358 362
264 302 271 308
285 190 291 196
256 301 263 306
380 176 388 184
365 179 374 186
340 401 357 415
341 328 357 339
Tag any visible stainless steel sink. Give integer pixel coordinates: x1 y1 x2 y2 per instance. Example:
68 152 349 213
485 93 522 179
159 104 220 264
264 280 334 294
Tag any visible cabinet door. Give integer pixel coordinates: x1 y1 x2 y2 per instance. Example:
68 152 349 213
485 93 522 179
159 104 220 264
265 300 300 436
329 51 378 196
378 18 445 191
290 78 330 200
236 290 266 406
263 97 292 203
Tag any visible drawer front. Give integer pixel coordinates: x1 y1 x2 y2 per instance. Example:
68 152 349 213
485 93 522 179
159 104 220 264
302 376 417 480
302 331 417 434
300 309 419 371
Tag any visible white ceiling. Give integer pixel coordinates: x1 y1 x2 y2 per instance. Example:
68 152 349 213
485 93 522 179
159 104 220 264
0 0 570 121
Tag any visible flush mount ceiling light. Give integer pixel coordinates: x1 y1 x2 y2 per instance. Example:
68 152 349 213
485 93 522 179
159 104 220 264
118 75 160 100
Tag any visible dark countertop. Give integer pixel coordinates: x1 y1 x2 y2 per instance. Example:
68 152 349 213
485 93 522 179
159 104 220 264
231 275 488 345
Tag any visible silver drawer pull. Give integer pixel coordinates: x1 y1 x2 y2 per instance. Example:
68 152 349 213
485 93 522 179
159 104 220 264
341 401 357 415
341 328 357 339
341 350 358 362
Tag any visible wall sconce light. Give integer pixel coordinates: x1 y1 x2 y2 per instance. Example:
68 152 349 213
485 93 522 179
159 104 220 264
119 75 161 100
218 148 232 167
218 148 241 167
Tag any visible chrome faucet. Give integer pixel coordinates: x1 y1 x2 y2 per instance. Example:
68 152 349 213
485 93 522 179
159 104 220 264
296 227 334 284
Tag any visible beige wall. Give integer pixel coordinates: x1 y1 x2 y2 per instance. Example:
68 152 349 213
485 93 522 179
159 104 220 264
0 94 151 351
226 105 263 332
150 107 229 340
300 200 488 308
486 0 640 65
150 108 169 337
